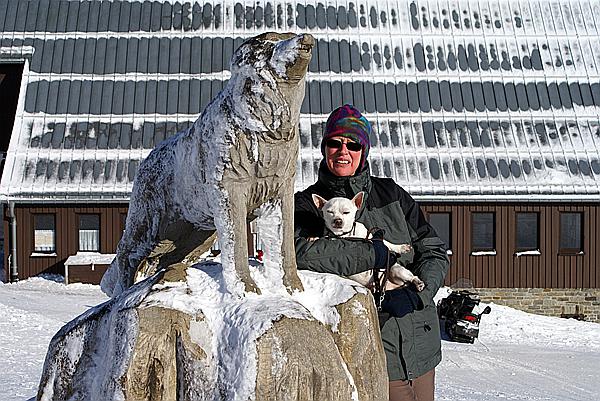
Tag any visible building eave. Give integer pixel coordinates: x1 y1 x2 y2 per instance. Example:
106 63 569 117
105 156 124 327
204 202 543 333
1 193 598 205
0 194 131 204
413 194 600 203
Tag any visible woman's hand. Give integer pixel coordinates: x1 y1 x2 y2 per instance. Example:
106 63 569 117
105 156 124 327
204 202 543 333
380 287 424 318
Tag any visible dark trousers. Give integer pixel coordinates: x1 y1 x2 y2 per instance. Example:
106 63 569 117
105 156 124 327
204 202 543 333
389 369 435 401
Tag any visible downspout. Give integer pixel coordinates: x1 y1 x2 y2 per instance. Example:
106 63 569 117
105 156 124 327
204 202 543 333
7 201 18 282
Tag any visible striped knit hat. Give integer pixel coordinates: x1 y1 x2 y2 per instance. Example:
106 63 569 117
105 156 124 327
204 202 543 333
320 104 371 171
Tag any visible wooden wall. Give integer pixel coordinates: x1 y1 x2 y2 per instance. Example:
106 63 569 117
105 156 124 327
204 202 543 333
66 264 110 285
421 202 600 289
3 202 599 289
3 204 128 280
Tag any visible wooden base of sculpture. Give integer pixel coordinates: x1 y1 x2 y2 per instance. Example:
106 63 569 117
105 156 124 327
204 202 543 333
37 264 388 401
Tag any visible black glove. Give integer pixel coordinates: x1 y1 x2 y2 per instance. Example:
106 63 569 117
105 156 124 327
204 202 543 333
380 287 424 318
372 236 398 269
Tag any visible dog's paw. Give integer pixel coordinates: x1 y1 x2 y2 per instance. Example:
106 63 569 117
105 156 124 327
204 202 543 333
413 276 425 291
388 243 412 254
397 243 412 254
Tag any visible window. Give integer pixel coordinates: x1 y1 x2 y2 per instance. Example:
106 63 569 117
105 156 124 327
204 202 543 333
34 214 56 253
472 212 495 252
428 212 451 250
79 214 100 252
559 212 583 254
515 212 539 252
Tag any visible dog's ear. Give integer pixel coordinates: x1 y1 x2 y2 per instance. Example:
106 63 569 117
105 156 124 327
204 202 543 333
312 194 328 210
352 192 365 209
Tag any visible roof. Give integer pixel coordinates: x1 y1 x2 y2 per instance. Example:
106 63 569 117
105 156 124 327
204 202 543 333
1 0 599 202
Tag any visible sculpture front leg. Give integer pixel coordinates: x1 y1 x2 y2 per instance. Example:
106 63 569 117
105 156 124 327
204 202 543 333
222 185 261 295
280 186 304 293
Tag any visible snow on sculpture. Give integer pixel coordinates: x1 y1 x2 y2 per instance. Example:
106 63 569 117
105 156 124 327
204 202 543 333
101 32 313 297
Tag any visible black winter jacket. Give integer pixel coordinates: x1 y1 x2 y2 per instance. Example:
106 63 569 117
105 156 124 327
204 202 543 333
294 162 450 381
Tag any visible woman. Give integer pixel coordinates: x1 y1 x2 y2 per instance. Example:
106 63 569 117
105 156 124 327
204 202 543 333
294 105 450 401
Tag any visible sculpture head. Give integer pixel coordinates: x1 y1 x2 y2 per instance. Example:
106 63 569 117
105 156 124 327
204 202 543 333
229 33 314 136
231 32 313 84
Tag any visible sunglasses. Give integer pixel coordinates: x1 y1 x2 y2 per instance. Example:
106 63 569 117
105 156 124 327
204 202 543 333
325 138 362 152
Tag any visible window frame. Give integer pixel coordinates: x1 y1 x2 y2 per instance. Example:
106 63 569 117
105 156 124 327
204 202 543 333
558 212 584 255
77 213 101 252
471 212 496 253
515 212 540 253
32 213 56 254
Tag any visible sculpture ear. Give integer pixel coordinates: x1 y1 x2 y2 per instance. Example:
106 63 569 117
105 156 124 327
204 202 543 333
312 194 328 210
352 192 365 209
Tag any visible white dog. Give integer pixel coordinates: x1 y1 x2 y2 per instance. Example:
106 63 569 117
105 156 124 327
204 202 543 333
312 192 425 291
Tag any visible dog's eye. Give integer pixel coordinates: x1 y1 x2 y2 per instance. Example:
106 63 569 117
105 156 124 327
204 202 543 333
326 210 334 215
342 211 350 215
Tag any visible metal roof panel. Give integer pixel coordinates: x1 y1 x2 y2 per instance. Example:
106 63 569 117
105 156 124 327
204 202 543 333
170 37 181 73
156 80 168 114
11 0 27 32
65 0 78 32
166 80 178 115
0 0 8 32
147 38 159 73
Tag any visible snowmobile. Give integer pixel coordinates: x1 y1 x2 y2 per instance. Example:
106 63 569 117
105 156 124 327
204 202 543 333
437 290 491 344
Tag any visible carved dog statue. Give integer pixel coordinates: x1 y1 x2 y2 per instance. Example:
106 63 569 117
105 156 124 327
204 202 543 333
101 33 314 297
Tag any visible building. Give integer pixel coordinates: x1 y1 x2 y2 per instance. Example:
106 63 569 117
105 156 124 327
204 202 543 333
1 0 599 319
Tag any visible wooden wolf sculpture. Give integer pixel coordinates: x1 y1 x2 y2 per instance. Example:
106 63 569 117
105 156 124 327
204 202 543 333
101 32 314 297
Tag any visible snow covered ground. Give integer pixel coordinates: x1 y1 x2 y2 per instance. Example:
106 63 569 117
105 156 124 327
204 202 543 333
0 276 598 401
437 303 600 401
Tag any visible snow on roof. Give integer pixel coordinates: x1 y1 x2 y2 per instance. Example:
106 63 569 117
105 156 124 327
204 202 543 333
1 0 599 202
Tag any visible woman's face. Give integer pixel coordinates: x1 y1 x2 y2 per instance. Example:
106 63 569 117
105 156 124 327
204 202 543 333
325 136 363 177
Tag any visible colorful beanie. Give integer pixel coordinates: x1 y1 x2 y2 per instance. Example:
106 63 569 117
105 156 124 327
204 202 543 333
320 104 371 171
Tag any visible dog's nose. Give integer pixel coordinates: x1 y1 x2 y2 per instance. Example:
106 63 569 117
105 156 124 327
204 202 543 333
333 218 343 227
299 34 315 47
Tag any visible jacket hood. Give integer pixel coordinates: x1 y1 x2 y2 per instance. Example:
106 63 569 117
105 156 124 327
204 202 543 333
317 160 372 200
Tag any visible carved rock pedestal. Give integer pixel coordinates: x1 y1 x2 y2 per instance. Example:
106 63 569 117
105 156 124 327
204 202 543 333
37 264 388 401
